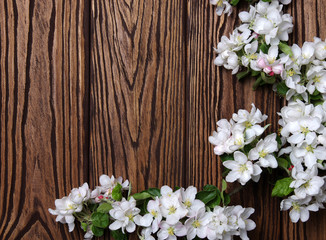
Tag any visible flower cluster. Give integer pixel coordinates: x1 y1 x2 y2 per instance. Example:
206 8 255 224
214 0 294 79
49 177 256 239
209 104 279 185
210 0 291 17
277 100 326 222
211 0 326 225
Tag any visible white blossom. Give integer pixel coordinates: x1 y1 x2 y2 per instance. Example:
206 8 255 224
109 197 140 233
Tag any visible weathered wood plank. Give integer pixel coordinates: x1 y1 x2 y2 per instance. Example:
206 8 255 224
90 0 187 195
187 0 326 240
0 0 90 239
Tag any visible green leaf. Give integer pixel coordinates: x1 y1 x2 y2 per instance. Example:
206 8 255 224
253 76 263 90
277 157 290 170
310 92 322 101
138 198 150 215
279 42 293 57
96 203 113 213
91 212 110 228
91 225 104 237
236 69 250 81
203 184 218 192
222 180 227 192
223 192 231 206
110 229 128 240
112 183 123 201
220 154 234 162
174 186 181 191
261 72 276 84
132 192 152 201
206 193 221 208
272 177 294 197
276 135 282 146
251 70 260 77
220 180 227 205
243 144 252 154
147 188 161 197
259 42 269 54
81 222 88 232
196 190 217 204
276 81 289 97
222 169 230 178
88 203 98 212
230 0 240 6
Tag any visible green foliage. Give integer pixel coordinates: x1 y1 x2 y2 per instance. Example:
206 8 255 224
96 203 113 213
272 177 294 197
279 42 293 57
252 76 263 90
230 0 240 6
197 185 221 208
112 183 123 201
261 72 276 84
277 157 290 172
91 212 110 228
236 68 250 81
220 154 234 162
223 192 231 206
132 192 152 201
91 225 105 237
259 42 269 54
276 81 289 97
111 229 128 240
81 222 88 232
147 188 161 197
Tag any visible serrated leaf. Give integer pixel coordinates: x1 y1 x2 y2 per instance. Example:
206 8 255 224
96 203 113 213
279 42 293 57
91 212 110 228
272 177 294 197
132 192 152 201
91 225 104 237
112 183 123 201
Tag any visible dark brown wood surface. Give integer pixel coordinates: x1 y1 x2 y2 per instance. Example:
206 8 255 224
1 0 326 239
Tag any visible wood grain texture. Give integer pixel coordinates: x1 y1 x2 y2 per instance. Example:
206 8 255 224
1 0 326 239
89 0 187 192
0 0 90 239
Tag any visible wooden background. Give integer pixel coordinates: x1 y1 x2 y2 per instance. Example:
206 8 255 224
1 0 326 239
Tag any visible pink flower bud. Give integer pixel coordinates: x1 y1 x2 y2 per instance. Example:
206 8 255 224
272 64 284 75
257 57 267 69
